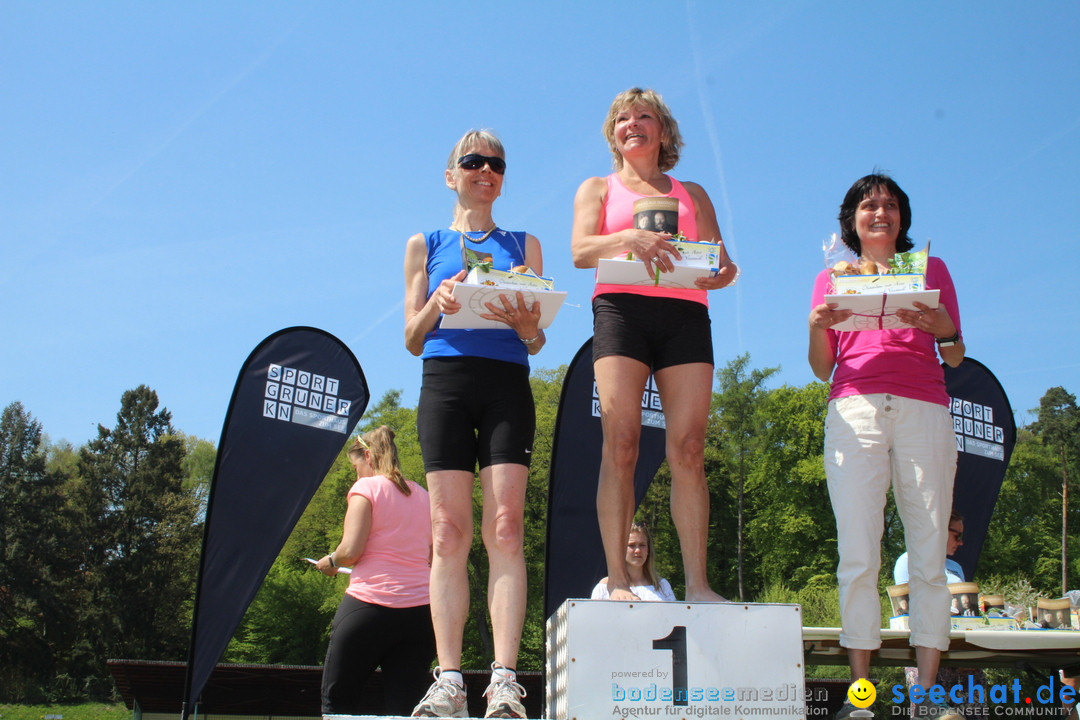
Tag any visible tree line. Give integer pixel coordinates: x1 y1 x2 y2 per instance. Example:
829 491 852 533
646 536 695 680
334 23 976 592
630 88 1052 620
1 361 1077 702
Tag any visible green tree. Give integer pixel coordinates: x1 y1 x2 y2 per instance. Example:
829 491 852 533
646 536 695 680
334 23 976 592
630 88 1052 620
709 354 779 599
0 402 72 702
70 386 202 694
225 561 343 665
981 427 1070 591
179 433 216 520
1029 386 1080 594
744 381 836 589
519 366 565 668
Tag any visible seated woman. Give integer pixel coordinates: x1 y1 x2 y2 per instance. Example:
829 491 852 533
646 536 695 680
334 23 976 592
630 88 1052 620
893 512 966 586
894 513 985 717
591 522 675 602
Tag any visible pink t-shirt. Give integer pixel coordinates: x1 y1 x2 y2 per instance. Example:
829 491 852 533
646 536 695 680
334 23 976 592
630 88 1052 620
810 256 961 406
345 475 431 608
593 173 708 306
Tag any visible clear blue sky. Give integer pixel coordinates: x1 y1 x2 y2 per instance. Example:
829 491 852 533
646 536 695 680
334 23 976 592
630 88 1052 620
2 2 1078 446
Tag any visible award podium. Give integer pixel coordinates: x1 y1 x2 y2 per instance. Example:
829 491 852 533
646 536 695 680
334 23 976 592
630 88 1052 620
546 599 806 720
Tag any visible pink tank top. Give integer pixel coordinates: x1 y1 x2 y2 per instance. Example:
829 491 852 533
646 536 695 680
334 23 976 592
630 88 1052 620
344 475 431 608
593 173 707 306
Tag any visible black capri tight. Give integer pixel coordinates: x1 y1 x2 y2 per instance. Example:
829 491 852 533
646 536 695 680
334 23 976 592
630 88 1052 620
320 595 435 716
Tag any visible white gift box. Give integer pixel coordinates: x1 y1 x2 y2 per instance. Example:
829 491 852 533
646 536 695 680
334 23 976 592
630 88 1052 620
465 266 555 291
833 273 925 294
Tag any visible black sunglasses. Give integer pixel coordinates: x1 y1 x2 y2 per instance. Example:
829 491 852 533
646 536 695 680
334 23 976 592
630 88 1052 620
457 153 506 174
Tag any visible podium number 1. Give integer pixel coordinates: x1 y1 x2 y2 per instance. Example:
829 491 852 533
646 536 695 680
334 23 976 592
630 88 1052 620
652 626 688 706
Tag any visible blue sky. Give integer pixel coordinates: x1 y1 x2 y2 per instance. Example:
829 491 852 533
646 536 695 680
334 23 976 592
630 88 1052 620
2 2 1078 446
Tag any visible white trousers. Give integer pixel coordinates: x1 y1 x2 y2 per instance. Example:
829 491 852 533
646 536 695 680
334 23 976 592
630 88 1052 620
825 393 957 652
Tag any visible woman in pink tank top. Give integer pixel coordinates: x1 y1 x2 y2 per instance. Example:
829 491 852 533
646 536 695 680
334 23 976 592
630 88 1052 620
571 87 738 603
315 426 434 716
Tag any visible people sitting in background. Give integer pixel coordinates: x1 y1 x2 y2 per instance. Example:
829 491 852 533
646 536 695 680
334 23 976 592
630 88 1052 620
1059 672 1078 720
591 522 676 602
894 511 982 719
893 511 966 586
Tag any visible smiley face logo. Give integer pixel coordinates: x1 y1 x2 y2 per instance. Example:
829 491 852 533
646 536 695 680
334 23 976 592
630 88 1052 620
847 678 876 708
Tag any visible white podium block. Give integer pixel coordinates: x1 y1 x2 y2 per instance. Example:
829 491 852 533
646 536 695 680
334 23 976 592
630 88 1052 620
546 599 805 720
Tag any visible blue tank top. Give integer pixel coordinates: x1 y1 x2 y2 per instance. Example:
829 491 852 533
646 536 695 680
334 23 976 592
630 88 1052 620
421 228 530 366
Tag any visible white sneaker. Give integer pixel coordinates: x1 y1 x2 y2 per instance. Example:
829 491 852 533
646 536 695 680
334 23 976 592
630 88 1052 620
411 667 468 718
483 663 527 718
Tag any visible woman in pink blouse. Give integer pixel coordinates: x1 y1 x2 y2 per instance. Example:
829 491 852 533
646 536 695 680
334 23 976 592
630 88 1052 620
808 173 965 720
316 425 433 716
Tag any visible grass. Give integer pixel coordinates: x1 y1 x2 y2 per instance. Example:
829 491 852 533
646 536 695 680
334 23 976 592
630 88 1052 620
0 704 128 720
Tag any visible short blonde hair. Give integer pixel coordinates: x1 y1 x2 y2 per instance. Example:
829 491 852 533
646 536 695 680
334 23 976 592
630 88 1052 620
602 87 683 172
446 129 505 170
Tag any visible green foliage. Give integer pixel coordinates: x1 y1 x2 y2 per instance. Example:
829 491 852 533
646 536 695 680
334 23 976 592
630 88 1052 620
4 370 1080 702
977 574 1043 613
1028 387 1080 593
754 580 840 628
225 562 342 665
0 703 129 720
0 403 73 702
980 428 1071 592
708 354 780 599
179 433 216 519
752 580 904 687
744 381 836 591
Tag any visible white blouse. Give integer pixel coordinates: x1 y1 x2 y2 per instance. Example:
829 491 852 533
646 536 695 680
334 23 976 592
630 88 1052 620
590 577 676 602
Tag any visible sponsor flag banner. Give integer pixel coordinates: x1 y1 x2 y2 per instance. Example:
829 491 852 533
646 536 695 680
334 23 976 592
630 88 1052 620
182 327 368 718
944 357 1016 582
544 338 668 619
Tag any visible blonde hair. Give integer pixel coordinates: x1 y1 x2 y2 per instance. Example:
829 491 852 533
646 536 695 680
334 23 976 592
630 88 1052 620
602 87 684 172
446 129 505 170
347 425 410 495
629 521 662 589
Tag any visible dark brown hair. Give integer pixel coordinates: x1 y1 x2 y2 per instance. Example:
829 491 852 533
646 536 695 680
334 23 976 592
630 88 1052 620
837 172 914 256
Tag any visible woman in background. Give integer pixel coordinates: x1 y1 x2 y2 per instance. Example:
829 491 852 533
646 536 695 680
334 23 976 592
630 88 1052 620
591 522 676 601
316 426 433 717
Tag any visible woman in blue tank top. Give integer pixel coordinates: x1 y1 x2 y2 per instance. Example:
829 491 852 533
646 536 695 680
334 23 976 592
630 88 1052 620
403 129 543 719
